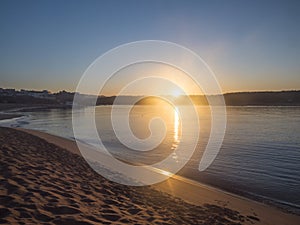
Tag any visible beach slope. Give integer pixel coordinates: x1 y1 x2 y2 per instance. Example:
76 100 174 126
0 127 299 224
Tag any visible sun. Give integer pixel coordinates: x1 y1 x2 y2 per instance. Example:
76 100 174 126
172 89 183 97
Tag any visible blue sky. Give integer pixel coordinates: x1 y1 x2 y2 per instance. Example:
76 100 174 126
1 0 299 93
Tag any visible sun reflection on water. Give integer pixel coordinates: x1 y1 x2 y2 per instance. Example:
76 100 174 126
174 107 180 143
172 107 180 162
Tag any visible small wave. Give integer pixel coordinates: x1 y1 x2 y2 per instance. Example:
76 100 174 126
0 115 29 127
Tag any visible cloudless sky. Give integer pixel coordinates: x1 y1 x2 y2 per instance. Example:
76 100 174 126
1 0 299 94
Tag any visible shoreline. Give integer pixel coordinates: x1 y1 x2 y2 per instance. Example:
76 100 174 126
0 103 74 126
1 103 299 218
14 127 300 225
0 113 23 121
0 103 72 120
1 127 256 224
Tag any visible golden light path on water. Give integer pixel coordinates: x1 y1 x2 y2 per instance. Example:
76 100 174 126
174 107 180 142
172 106 180 163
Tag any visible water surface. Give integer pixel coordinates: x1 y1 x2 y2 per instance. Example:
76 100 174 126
1 106 300 213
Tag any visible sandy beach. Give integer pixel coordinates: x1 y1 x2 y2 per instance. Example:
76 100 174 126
0 127 299 225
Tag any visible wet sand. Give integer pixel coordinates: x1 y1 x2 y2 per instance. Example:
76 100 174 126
1 127 299 224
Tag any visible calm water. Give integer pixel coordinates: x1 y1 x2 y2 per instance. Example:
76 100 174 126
1 106 300 213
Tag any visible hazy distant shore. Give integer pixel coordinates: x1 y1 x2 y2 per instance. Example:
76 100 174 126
1 90 300 106
96 91 300 106
2 89 300 122
1 127 299 224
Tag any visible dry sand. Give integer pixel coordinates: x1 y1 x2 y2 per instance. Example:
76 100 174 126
1 127 299 224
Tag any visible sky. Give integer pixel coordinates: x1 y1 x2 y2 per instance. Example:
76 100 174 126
0 0 300 94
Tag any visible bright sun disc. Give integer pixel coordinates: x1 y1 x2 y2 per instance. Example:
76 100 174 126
172 89 183 97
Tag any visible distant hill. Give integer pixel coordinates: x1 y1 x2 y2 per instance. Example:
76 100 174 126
97 91 300 106
1 88 300 106
223 91 300 106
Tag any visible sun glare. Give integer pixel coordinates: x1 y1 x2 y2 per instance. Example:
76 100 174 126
172 89 183 97
161 170 172 177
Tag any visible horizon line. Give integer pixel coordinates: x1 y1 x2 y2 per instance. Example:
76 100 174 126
1 87 300 97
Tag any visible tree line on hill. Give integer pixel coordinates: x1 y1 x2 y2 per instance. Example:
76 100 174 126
1 89 299 106
96 91 300 106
